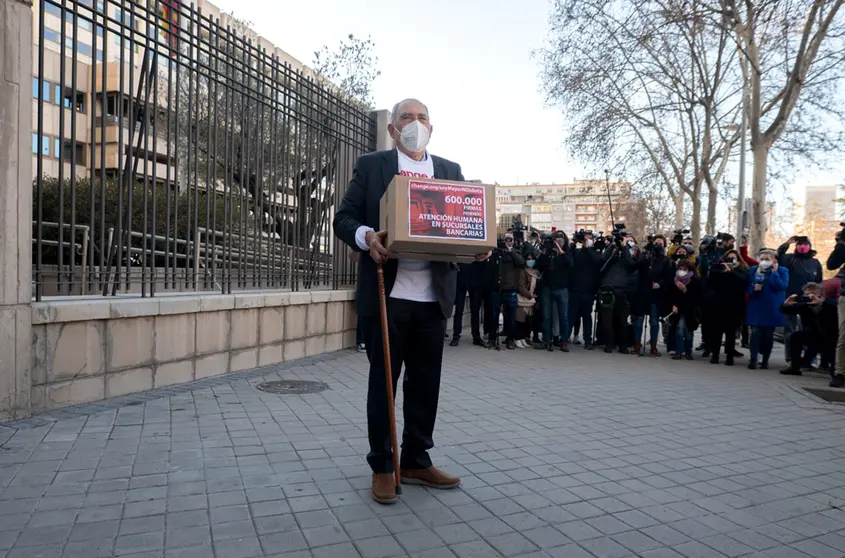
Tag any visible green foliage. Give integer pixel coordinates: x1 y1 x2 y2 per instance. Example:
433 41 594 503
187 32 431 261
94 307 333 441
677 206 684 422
35 176 242 256
313 34 381 108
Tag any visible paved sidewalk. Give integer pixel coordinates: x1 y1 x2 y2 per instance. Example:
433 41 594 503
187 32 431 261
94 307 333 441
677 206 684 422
1 344 844 558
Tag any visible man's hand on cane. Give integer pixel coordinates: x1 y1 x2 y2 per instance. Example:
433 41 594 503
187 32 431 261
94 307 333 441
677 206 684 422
366 230 391 264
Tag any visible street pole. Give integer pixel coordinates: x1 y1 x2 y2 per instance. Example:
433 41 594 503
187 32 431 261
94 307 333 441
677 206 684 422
736 66 748 242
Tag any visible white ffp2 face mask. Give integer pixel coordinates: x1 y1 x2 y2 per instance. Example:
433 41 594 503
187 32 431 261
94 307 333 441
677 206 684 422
396 120 430 153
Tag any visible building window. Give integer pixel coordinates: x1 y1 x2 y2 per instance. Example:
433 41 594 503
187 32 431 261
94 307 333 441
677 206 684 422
41 136 50 156
31 133 38 154
54 138 61 158
77 42 92 57
32 77 40 99
44 28 59 44
45 2 60 18
43 80 52 103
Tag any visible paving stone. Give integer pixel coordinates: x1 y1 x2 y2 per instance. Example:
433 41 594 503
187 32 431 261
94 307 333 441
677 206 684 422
2 346 844 558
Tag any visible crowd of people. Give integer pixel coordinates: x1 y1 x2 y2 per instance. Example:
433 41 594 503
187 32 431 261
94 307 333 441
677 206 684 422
441 227 845 388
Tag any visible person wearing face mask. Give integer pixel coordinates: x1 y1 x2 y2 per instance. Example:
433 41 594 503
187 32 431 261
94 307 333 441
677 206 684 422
703 249 750 365
334 98 489 504
777 236 823 363
515 250 541 347
667 259 703 359
568 232 602 350
746 249 790 370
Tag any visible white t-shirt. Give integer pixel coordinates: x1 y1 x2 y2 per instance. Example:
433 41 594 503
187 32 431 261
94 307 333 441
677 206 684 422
354 149 437 302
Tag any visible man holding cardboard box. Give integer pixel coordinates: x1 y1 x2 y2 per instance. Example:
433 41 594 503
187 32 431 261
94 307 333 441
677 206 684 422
333 99 490 505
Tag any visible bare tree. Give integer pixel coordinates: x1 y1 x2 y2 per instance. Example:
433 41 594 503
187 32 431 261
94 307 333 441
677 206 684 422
704 0 845 252
539 0 743 247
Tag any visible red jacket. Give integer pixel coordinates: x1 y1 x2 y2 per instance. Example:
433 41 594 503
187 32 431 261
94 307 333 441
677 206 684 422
739 246 758 266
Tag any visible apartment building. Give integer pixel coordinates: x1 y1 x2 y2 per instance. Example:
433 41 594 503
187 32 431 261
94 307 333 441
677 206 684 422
495 180 646 237
31 0 308 184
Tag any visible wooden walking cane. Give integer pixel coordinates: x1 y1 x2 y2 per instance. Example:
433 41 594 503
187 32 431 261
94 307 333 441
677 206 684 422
376 263 402 494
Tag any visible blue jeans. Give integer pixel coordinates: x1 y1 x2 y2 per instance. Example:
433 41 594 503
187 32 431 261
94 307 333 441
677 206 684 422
568 291 594 345
671 315 694 355
489 290 518 341
542 288 569 344
750 326 775 364
633 303 661 344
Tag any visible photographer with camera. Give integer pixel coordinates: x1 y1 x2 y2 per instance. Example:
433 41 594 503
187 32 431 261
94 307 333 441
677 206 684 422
486 232 525 349
703 249 750 365
825 224 845 388
631 234 673 356
536 232 574 351
777 236 823 363
597 225 638 354
779 282 838 377
568 230 602 350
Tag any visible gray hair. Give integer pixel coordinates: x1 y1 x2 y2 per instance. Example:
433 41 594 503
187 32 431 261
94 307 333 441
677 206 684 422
803 282 823 292
391 98 429 126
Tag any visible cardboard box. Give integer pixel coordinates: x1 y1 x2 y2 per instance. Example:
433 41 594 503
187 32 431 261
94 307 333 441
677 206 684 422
379 175 497 262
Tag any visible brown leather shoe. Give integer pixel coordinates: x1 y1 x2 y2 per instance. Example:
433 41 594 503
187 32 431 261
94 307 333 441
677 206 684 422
400 466 461 489
371 473 398 505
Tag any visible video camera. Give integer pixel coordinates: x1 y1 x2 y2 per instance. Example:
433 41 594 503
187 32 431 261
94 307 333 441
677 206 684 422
543 230 565 251
672 228 691 245
610 223 627 244
509 223 529 243
573 228 593 244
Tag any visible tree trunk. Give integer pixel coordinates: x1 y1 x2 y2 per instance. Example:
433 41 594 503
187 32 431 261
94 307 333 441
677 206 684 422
690 189 702 249
749 145 769 254
674 193 685 229
706 185 717 235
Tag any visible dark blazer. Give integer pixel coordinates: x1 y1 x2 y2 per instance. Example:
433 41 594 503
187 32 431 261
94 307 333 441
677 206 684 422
333 149 465 318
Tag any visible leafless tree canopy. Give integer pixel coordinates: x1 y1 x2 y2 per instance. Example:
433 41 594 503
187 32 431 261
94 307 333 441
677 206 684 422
540 0 845 248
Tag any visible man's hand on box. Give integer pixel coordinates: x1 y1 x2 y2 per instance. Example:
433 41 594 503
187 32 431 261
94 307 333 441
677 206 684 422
366 230 391 265
474 251 491 262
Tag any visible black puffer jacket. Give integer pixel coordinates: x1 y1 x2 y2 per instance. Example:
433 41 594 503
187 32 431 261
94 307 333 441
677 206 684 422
600 246 637 291
569 247 603 295
705 266 749 311
777 243 823 296
536 251 573 290
486 249 525 292
827 243 845 296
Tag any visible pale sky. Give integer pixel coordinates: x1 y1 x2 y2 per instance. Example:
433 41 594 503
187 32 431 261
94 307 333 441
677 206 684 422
210 0 585 186
211 0 842 230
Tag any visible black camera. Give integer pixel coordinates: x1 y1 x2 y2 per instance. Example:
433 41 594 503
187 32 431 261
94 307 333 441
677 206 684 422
610 223 626 245
796 294 813 304
573 228 592 243
672 228 690 245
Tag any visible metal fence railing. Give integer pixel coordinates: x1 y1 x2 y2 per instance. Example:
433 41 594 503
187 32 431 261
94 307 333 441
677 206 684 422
32 0 376 300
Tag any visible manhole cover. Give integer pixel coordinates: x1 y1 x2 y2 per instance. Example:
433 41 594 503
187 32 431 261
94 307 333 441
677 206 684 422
256 380 328 395
804 388 845 404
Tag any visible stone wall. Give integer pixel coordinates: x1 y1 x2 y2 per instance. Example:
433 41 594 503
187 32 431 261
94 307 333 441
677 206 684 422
29 289 473 412
30 290 358 411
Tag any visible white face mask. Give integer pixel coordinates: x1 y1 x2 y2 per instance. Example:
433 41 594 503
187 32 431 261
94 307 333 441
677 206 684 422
585 239 594 248
395 120 430 153
677 270 690 278
759 260 773 270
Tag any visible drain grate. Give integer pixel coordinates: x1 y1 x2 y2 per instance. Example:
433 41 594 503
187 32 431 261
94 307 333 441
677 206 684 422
256 380 328 395
804 388 845 404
